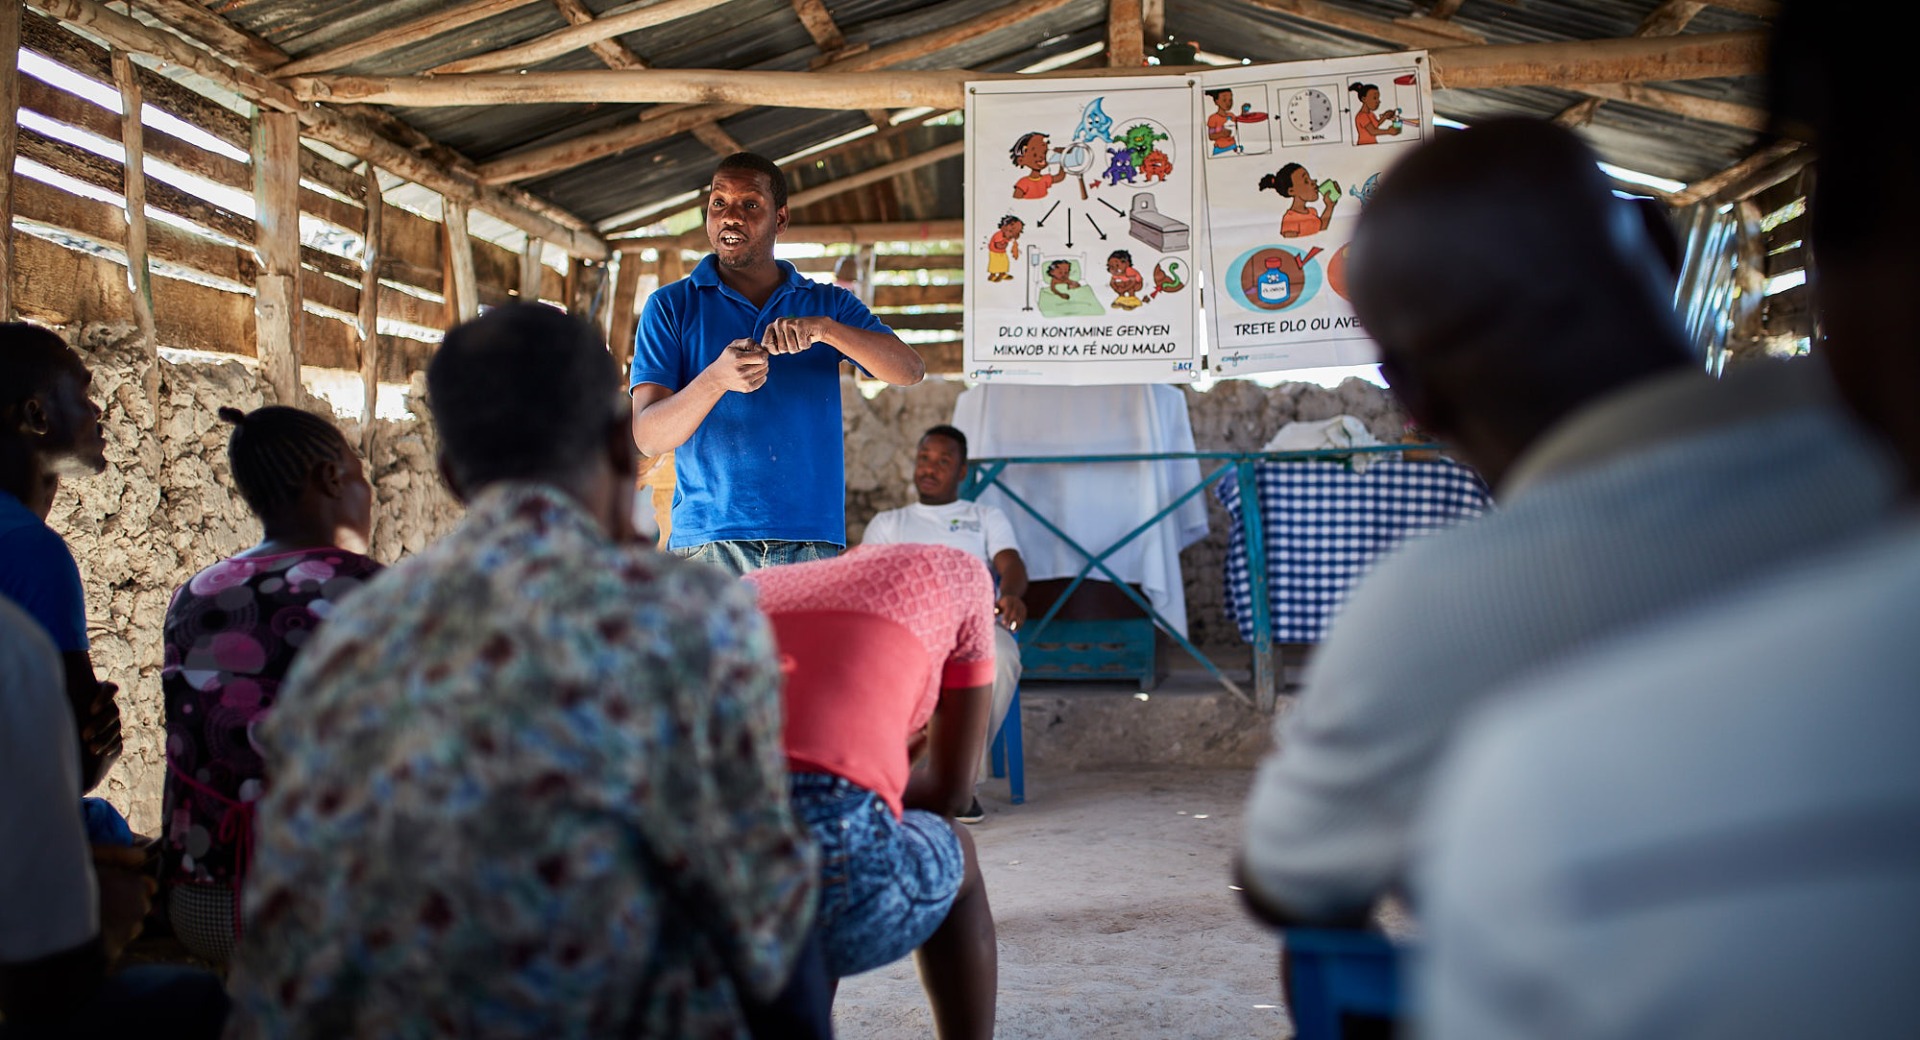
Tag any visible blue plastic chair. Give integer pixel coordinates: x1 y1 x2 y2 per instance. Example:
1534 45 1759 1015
988 685 1025 804
1283 927 1407 1039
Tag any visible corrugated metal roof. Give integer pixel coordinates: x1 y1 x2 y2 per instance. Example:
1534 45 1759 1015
200 0 1776 231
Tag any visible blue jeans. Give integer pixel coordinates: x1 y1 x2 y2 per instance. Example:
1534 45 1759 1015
788 772 963 978
673 540 839 576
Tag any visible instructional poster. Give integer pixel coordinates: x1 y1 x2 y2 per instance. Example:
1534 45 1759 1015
964 76 1204 385
1198 53 1434 376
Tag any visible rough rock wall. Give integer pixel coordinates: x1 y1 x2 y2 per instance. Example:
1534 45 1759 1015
50 330 462 834
836 376 1409 652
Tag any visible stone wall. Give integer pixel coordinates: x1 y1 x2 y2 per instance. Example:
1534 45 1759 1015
51 329 462 833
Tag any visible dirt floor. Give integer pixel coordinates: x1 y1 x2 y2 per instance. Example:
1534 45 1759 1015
831 766 1292 1039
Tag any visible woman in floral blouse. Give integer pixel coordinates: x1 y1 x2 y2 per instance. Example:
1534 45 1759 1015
159 404 379 967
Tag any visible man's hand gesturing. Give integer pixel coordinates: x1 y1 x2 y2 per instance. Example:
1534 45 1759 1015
761 316 835 356
706 338 770 393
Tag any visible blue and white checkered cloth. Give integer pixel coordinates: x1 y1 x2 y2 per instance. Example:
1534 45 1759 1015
1216 457 1492 643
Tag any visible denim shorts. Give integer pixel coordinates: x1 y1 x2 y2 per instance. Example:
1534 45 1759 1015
788 772 964 978
673 539 840 576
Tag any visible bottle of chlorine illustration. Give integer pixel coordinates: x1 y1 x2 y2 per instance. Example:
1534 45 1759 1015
1257 257 1290 304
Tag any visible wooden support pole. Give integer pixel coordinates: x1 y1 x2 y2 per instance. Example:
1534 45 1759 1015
429 0 739 74
607 251 644 372
568 256 609 332
519 237 545 301
357 161 382 453
443 199 481 323
110 48 158 382
274 0 547 77
1 0 21 321
1107 0 1144 68
252 109 304 404
1669 139 1802 206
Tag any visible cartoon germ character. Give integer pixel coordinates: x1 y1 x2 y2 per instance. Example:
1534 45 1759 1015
1046 259 1080 300
1204 88 1265 155
987 215 1023 282
1108 250 1145 309
1140 149 1174 182
1259 162 1339 238
1010 131 1067 199
1350 82 1402 146
1120 123 1169 167
1104 146 1138 186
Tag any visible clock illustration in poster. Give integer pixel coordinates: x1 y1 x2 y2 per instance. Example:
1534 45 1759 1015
1279 84 1341 147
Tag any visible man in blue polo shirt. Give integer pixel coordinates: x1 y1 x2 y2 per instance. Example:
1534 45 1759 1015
629 152 925 575
1 323 122 794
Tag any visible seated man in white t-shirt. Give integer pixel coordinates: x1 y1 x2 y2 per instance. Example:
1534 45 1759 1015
863 425 1026 822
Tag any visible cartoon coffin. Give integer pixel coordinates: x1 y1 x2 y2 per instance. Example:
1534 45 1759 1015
1128 192 1190 252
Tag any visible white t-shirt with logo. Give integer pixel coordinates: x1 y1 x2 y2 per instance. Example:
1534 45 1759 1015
862 500 1021 566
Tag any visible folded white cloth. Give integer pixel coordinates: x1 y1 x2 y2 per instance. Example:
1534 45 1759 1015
1262 415 1386 472
952 384 1208 636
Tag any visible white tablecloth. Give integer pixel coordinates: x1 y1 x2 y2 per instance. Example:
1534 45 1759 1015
952 384 1209 637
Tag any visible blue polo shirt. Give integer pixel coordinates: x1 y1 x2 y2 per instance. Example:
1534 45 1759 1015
631 256 894 549
0 490 89 652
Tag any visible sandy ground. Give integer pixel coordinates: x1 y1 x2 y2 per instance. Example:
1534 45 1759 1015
831 767 1291 1039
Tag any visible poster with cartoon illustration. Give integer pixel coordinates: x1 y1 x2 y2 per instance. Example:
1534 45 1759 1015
964 75 1203 384
1198 53 1433 376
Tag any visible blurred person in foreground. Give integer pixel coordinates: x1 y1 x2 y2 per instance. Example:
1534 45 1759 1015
1237 116 1898 936
2 595 228 1039
224 304 821 1038
1416 7 1920 1037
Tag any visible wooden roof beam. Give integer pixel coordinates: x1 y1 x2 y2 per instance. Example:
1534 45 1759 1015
785 139 964 213
30 0 298 110
552 0 650 70
300 32 1768 110
1554 0 1703 128
1244 0 1487 48
428 0 739 75
1669 139 1805 206
472 0 1077 184
273 0 547 77
1565 81 1767 132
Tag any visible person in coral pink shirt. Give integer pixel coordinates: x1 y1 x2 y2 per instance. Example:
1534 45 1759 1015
746 543 998 1039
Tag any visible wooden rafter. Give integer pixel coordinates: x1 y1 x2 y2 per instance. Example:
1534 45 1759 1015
614 220 966 251
787 139 964 212
473 0 1077 184
1244 0 1487 48
428 0 739 75
1425 0 1467 19
1669 139 1802 206
689 121 744 159
34 0 608 257
1565 81 1767 132
273 0 547 77
551 0 649 70
790 0 847 52
300 33 1767 110
1554 0 1703 128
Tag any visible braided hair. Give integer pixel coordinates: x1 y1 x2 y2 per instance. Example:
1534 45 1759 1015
218 405 352 516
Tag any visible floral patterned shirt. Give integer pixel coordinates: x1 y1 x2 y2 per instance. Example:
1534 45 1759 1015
160 547 382 887
224 483 816 1040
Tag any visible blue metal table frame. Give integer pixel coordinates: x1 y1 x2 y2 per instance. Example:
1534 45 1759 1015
962 444 1439 713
